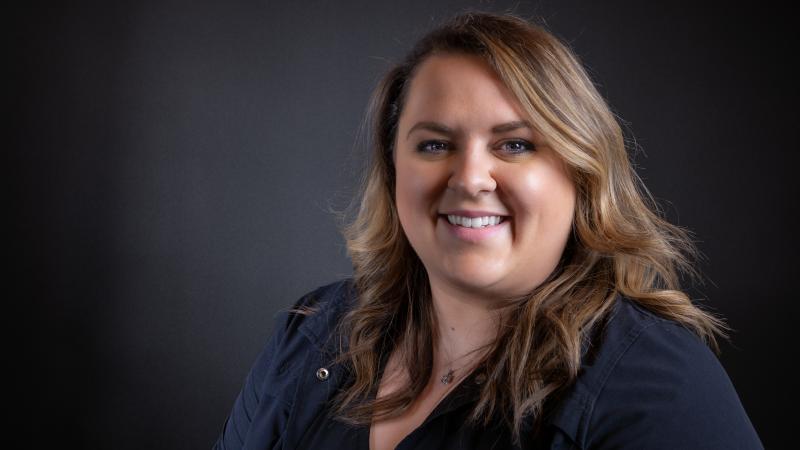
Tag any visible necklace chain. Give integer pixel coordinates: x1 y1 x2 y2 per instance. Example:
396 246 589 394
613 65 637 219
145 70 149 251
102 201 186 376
438 334 478 385
438 313 491 385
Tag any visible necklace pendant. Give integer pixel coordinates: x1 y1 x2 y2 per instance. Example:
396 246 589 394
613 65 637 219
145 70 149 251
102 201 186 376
440 369 454 385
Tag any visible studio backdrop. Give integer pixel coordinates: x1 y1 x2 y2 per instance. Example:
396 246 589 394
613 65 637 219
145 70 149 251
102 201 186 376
13 0 794 448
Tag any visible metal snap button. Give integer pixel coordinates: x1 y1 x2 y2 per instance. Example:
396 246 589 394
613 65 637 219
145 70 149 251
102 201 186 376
474 372 487 385
316 367 330 381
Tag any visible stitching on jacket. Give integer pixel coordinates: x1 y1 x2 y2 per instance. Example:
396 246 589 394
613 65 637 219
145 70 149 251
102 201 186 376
281 348 314 449
295 282 342 346
579 319 659 448
278 280 349 448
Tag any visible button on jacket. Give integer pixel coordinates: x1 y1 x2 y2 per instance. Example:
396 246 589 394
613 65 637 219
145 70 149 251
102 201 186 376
213 278 763 450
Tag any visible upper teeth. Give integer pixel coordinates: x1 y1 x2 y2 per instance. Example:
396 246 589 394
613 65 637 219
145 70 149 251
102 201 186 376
447 215 504 228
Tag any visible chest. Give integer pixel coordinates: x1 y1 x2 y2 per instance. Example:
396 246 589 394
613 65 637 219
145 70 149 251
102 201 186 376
368 354 462 450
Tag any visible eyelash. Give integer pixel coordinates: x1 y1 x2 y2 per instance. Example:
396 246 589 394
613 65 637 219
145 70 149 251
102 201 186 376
415 139 535 155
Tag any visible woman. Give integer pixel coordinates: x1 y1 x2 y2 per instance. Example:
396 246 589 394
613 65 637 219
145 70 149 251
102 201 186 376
214 11 763 450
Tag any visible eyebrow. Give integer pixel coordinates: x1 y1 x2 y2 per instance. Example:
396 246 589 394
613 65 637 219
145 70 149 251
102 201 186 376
406 120 532 139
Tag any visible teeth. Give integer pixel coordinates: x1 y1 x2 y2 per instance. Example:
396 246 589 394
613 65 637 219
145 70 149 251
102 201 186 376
446 215 505 228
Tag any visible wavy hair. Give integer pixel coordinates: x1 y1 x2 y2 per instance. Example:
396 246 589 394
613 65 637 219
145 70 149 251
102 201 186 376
323 10 731 445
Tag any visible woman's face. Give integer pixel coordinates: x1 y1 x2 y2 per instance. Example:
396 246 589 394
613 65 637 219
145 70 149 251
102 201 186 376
394 53 576 302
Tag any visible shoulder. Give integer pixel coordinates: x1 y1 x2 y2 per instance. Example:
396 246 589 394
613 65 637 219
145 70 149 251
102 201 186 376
243 277 356 397
212 278 356 450
214 279 352 450
235 277 355 384
555 294 763 449
590 296 735 404
272 276 356 351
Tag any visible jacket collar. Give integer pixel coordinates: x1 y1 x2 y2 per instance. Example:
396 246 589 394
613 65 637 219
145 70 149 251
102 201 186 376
297 278 355 352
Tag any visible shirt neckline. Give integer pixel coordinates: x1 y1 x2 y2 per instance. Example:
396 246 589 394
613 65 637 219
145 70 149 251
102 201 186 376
362 360 485 448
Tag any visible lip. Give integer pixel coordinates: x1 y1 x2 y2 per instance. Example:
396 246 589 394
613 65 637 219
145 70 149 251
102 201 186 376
438 215 509 243
439 210 510 218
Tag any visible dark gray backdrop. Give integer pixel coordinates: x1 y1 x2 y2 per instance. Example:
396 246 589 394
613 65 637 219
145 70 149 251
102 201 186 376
14 0 795 448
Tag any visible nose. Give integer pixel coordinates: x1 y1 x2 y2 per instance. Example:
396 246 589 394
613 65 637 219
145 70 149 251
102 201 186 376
447 140 497 197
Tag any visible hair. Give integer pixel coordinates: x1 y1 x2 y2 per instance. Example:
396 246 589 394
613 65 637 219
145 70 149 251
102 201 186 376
319 10 731 445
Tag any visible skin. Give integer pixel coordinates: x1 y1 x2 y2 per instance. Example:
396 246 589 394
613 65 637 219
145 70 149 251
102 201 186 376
370 53 577 450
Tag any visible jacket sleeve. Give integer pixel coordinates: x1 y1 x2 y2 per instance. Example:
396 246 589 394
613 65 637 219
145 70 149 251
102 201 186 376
585 321 764 449
212 289 322 450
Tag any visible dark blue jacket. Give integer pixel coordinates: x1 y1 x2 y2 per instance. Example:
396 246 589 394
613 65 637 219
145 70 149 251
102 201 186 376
213 278 763 449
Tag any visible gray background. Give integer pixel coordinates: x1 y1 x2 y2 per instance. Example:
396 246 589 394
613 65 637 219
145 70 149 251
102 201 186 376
14 0 794 448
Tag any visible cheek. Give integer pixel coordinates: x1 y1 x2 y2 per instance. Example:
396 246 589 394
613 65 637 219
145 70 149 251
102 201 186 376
396 188 416 232
515 166 576 225
395 161 438 220
395 174 424 237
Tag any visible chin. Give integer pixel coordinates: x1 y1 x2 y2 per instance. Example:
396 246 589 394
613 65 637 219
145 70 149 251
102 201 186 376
448 271 502 291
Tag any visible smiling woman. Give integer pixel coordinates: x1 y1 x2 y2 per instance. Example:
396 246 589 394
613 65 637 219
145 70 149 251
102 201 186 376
213 11 763 450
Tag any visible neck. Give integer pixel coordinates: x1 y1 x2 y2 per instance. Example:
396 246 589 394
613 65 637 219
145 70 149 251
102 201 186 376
429 280 503 377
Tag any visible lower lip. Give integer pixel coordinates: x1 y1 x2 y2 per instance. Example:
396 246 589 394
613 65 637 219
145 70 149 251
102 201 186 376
439 216 510 242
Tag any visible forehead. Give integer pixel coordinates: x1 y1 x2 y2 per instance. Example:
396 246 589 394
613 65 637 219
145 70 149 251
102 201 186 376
400 53 528 125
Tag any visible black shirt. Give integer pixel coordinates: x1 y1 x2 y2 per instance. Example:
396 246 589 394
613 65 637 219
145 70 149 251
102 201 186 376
295 367 553 450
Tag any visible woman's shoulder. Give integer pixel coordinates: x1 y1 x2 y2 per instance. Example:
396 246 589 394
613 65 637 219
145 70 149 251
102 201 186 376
212 278 356 450
546 293 763 449
242 277 356 379
283 276 355 314
272 276 356 347
586 293 712 371
591 294 728 383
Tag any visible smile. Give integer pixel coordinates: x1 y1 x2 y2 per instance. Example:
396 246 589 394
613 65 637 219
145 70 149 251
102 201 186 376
439 214 509 243
446 215 506 228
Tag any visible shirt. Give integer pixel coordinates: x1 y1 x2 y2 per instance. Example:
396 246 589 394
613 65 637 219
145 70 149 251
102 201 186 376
293 351 551 450
294 368 528 449
213 278 764 450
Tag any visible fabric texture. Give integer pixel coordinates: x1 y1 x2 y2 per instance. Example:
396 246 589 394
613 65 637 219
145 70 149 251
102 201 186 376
213 278 763 449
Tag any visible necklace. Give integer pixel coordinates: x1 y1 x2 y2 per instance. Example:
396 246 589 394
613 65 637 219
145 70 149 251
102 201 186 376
439 352 478 385
440 353 479 385
436 307 494 386
438 330 479 385
440 368 455 385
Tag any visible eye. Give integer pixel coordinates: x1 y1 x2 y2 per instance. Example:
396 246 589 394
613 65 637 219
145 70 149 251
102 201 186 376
416 140 450 154
498 139 536 154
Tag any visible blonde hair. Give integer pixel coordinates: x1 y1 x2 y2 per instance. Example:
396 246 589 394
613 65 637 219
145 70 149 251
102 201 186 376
325 10 731 445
